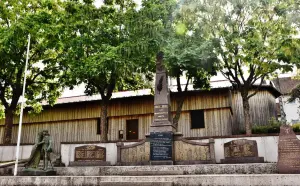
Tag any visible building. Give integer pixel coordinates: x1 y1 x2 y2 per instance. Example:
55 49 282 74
272 77 300 124
0 80 280 154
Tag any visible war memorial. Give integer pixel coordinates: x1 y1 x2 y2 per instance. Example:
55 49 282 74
0 54 299 185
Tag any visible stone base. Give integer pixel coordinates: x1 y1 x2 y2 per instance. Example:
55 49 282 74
175 160 214 165
220 157 264 164
119 161 150 166
100 182 173 186
20 169 56 176
2 174 300 186
150 160 173 165
69 161 111 167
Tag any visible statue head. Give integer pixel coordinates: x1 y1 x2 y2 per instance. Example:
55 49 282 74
42 130 49 136
37 131 44 141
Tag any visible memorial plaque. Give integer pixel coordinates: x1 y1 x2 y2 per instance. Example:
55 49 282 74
277 125 300 174
74 145 106 161
221 139 264 163
150 132 173 161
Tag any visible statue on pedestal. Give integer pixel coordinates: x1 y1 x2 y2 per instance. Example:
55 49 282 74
22 130 55 176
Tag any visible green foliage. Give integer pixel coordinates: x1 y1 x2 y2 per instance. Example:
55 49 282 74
179 0 300 134
293 123 300 132
61 0 177 141
250 118 300 134
0 106 4 119
164 2 220 91
62 0 167 97
0 0 67 113
252 118 281 134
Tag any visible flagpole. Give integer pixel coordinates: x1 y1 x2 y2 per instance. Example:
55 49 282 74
14 34 31 176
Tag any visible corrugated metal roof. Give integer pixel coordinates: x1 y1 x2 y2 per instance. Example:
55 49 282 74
43 79 279 105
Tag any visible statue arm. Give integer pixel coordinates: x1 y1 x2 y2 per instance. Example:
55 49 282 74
47 137 53 152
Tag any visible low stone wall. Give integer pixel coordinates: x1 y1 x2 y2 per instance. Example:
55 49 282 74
196 135 300 163
174 139 215 164
0 145 33 162
61 142 137 166
117 140 150 165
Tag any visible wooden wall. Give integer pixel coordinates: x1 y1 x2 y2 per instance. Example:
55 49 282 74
231 90 277 133
108 109 232 141
0 119 100 153
0 88 277 154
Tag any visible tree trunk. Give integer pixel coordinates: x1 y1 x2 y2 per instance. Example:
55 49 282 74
100 99 108 142
173 96 185 130
241 92 251 135
3 108 14 144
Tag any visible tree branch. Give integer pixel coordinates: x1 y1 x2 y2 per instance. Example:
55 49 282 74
176 74 182 92
247 75 266 99
184 75 191 92
0 85 9 109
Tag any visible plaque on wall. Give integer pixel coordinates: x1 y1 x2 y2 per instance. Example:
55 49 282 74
150 132 173 161
220 139 264 163
277 125 300 174
75 145 106 161
70 145 110 166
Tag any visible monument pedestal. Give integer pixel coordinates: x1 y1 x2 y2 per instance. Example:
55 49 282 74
148 52 176 165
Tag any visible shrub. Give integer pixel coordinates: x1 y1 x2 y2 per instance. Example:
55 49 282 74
292 124 300 132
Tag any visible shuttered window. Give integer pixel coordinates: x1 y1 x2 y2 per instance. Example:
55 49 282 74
190 110 205 129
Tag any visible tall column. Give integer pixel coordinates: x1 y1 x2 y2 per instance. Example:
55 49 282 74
149 52 176 165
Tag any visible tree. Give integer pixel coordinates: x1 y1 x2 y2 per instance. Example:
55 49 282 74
180 0 300 134
163 7 220 128
0 0 67 144
62 0 170 142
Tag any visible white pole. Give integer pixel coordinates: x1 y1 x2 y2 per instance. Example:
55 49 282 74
14 34 31 176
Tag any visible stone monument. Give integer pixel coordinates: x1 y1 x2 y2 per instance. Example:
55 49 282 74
69 145 110 166
21 130 56 176
277 125 300 174
220 139 264 163
149 52 176 165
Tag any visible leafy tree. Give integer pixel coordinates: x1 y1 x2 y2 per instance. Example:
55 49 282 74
62 0 171 142
163 7 220 128
0 0 67 144
180 0 300 134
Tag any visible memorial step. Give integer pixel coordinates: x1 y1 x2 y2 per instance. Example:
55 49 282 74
2 163 277 176
0 174 300 186
125 170 183 176
99 182 173 186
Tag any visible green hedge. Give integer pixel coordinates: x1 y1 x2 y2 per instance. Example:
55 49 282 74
251 123 300 134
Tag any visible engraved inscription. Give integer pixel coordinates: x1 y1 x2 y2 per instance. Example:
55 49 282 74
74 145 106 161
278 125 300 173
224 139 258 158
150 132 173 161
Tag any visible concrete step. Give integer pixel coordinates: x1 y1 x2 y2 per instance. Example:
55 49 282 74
3 163 277 176
100 182 173 186
51 163 278 176
125 170 183 176
0 175 300 186
2 163 277 176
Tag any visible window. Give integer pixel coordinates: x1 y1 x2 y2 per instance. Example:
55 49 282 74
190 110 205 129
126 119 139 140
96 117 109 135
